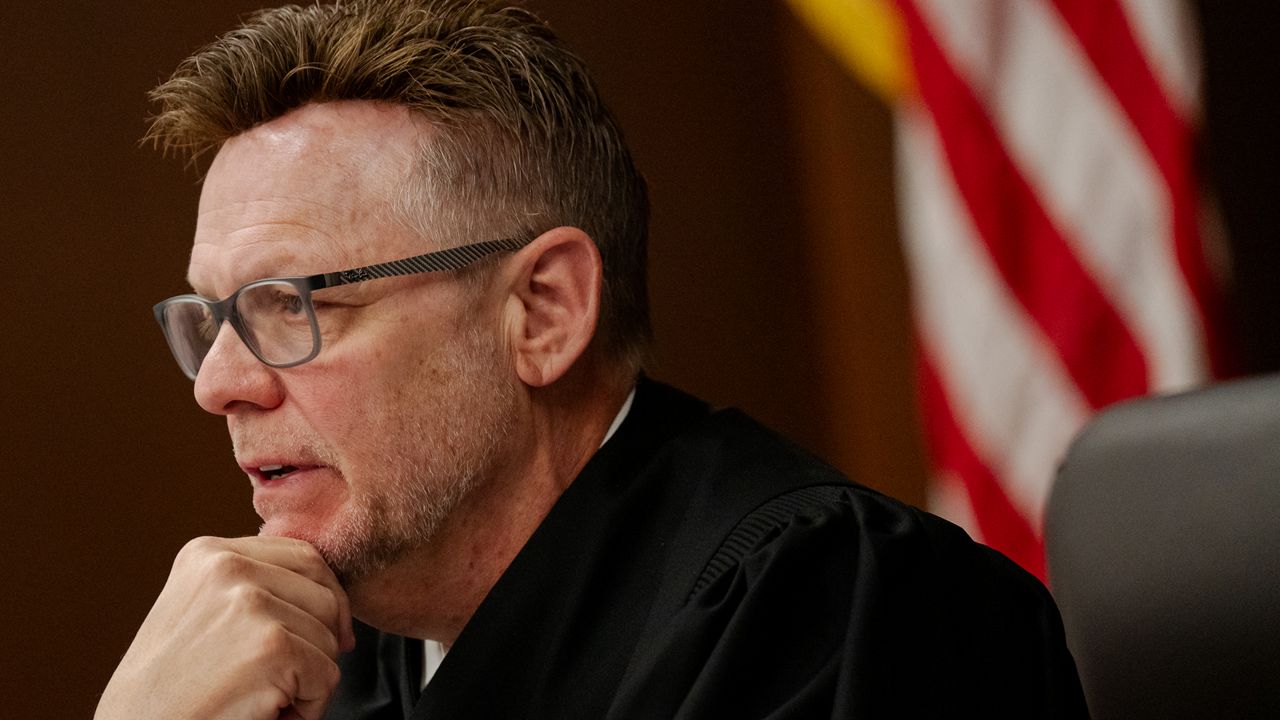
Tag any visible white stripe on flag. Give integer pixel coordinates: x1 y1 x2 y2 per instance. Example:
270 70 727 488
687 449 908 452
897 104 1090 529
1116 0 1202 120
913 0 1208 392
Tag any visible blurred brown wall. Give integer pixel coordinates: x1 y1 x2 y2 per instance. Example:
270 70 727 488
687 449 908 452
1 2 1274 717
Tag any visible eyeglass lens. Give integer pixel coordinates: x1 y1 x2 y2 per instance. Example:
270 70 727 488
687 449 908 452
161 281 317 377
234 281 315 365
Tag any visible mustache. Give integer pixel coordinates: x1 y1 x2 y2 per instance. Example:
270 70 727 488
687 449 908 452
230 423 341 467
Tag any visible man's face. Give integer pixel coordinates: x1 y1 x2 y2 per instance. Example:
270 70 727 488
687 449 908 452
187 101 516 586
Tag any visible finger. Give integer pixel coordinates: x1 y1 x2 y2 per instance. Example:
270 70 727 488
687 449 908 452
235 585 341 659
185 535 341 598
191 541 350 653
239 562 348 656
224 536 339 589
219 537 356 650
262 627 340 720
246 538 355 651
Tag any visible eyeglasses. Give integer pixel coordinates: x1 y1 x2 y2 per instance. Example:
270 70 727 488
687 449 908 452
154 237 528 380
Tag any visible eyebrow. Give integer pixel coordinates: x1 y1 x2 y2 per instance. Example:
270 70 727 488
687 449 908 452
186 247 311 299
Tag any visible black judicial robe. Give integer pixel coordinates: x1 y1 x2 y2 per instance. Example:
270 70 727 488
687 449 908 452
325 379 1088 719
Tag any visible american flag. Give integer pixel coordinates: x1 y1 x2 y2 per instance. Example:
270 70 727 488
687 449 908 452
789 0 1225 578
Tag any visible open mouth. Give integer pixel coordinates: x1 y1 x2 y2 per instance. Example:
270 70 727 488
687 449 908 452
258 464 299 481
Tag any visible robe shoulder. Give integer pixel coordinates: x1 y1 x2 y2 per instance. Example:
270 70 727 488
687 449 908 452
328 380 1087 719
606 405 1088 719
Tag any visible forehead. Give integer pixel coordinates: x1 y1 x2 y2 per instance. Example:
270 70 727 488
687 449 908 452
189 101 430 295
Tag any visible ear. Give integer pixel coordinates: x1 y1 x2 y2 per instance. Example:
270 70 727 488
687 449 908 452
502 226 602 387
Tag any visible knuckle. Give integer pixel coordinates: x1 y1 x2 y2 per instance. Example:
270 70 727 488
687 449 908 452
291 541 326 569
277 666 303 704
247 688 293 720
206 549 249 579
227 582 270 612
178 535 221 560
257 624 296 661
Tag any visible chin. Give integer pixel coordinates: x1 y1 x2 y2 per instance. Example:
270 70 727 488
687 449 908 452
257 516 307 539
257 510 388 587
254 491 345 542
256 513 339 554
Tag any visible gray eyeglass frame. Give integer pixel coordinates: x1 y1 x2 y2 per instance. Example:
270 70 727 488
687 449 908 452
153 237 529 379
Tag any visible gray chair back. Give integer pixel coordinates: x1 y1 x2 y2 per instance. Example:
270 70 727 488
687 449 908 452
1047 375 1280 720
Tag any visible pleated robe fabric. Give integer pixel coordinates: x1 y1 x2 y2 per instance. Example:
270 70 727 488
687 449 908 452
325 379 1087 719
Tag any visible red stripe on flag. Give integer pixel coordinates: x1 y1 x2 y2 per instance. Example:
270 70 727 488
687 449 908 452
918 352 1046 579
896 0 1150 408
1050 0 1230 377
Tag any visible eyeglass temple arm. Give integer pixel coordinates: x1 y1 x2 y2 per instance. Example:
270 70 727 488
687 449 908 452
311 237 530 290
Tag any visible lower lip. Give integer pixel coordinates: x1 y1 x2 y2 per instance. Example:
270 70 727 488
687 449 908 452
251 467 342 520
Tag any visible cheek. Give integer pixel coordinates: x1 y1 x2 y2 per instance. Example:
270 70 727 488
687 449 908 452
288 300 480 448
284 361 392 447
298 342 442 441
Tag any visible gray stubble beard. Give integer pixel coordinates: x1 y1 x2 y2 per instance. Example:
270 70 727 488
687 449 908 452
245 320 518 590
322 323 518 588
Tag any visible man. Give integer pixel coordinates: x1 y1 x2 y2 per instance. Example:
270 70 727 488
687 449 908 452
99 1 1087 718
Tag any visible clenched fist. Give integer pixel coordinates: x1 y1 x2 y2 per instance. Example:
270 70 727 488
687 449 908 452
96 536 355 720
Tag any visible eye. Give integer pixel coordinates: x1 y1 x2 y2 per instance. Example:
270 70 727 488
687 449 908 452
195 312 219 342
272 290 305 315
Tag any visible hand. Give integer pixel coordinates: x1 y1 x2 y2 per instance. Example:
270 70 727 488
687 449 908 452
96 536 356 720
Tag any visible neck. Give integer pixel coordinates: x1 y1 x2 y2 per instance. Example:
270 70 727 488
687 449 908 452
347 362 634 643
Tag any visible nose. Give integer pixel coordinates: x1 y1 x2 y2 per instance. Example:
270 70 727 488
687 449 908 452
193 322 285 415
